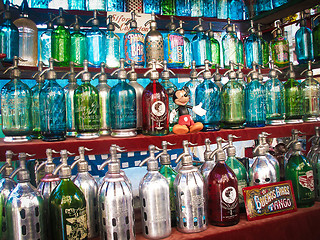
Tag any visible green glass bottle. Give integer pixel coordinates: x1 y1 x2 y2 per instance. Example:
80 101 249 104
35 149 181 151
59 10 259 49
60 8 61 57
51 8 71 67
235 24 244 66
284 62 303 124
285 141 315 208
257 24 270 68
207 23 220 66
49 150 88 240
161 0 175 15
74 60 100 139
70 15 86 66
313 15 320 61
270 21 289 68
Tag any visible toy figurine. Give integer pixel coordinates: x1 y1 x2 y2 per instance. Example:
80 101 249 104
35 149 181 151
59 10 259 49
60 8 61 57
170 87 206 134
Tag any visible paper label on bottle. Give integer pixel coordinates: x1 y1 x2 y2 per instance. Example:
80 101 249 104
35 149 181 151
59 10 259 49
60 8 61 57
168 35 184 64
274 43 289 64
151 101 167 125
222 186 237 204
298 170 314 191
65 207 88 240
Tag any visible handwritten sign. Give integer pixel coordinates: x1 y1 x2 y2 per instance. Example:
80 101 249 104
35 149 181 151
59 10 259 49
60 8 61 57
242 181 297 221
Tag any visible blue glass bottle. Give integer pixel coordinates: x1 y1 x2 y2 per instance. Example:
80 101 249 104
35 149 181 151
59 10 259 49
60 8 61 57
265 60 285 125
107 0 124 11
295 12 314 65
164 16 184 68
272 0 287 8
70 15 87 67
203 0 216 18
68 0 85 10
39 58 66 141
105 15 120 68
86 10 106 67
176 20 191 68
1 56 32 142
30 0 49 8
195 60 220 131
110 59 137 137
0 1 19 63
143 0 161 14
228 0 244 20
256 0 273 14
124 12 145 67
245 64 266 127
222 19 239 68
191 18 211 67
176 0 191 16
87 0 106 10
244 20 262 69
191 0 203 17
217 0 228 19
40 14 53 66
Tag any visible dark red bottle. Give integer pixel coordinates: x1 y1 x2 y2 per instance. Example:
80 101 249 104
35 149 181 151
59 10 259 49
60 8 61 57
207 137 240 226
142 60 169 136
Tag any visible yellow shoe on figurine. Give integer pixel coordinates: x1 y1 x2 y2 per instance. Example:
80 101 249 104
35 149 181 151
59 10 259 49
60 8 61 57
189 122 203 133
173 124 189 135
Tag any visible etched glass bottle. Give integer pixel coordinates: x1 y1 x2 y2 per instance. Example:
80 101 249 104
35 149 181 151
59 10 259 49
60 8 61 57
222 19 238 68
107 0 124 11
105 15 121 68
244 20 262 69
161 0 175 15
40 14 53 66
68 0 85 10
87 0 105 10
70 15 86 67
143 0 161 14
271 21 289 68
176 0 191 16
207 23 220 66
74 60 100 139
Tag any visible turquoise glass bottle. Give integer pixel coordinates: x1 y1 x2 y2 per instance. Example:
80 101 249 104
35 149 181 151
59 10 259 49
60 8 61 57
295 12 313 64
105 15 121 68
191 18 211 67
40 14 53 66
70 15 86 67
68 0 85 10
107 0 124 11
217 0 228 18
270 21 289 68
265 61 285 125
195 60 220 131
222 19 239 68
124 12 145 67
39 58 66 141
313 15 320 61
74 60 100 139
86 10 106 67
272 0 287 8
256 0 273 14
228 0 244 20
0 1 19 63
110 59 137 137
207 23 220 66
245 64 266 127
203 0 216 17
176 0 191 16
244 20 262 69
30 0 49 8
221 62 245 129
164 16 184 68
51 8 71 67
144 0 161 14
1 56 32 142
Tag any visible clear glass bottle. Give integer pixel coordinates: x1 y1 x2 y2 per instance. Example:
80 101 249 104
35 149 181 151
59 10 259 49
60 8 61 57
142 60 169 136
270 20 289 68
191 18 211 67
124 12 145 67
51 8 71 67
1 57 32 142
222 19 239 68
105 15 121 68
68 0 85 10
0 2 19 63
87 0 105 10
40 14 53 66
110 59 137 137
13 0 38 66
195 60 221 131
203 0 216 17
228 0 244 20
70 15 87 67
39 58 66 141
191 0 203 17
217 0 228 18
244 20 262 69
257 23 270 68
143 0 160 14
161 0 175 15
107 0 124 11
313 15 320 61
295 12 314 64
74 60 100 139
164 16 184 68
206 23 220 66
86 10 106 67
176 0 191 16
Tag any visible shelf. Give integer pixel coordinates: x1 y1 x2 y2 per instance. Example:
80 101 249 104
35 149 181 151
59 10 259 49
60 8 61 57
1 122 319 160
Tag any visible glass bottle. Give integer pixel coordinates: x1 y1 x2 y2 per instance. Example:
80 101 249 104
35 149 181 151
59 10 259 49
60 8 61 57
70 15 86 67
265 60 285 125
93 63 111 136
208 137 240 226
206 23 220 66
244 20 262 69
31 62 45 139
195 60 220 131
184 61 202 120
86 10 106 68
295 12 314 64
222 19 239 68
191 18 211 67
30 0 49 8
221 62 245 129
74 60 100 139
0 1 19 63
107 0 124 11
203 0 216 18
105 15 121 68
176 0 191 16
257 23 270 68
236 24 245 66
270 20 289 68
1 56 32 142
161 0 175 15
272 0 287 8
110 59 137 137
49 150 88 240
245 64 266 127
300 61 320 122
63 62 78 137
228 0 244 20
142 60 169 136
313 15 320 61
39 58 66 141
40 14 53 66
236 63 247 88
144 12 164 68
191 0 203 17
212 66 223 90
124 12 145 67
217 0 228 18
143 0 160 14
256 0 273 14
285 141 315 208
164 16 184 68
13 0 38 66
284 62 303 123
87 0 105 10
176 20 191 68
68 0 85 10
51 8 71 67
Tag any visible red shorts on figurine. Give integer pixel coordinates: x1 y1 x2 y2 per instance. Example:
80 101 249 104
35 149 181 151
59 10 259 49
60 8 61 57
178 115 194 127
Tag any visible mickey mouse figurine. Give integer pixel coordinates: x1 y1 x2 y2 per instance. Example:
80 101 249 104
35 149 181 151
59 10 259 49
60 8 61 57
170 87 206 134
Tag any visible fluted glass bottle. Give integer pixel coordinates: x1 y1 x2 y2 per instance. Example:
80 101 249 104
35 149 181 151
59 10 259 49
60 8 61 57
244 22 262 69
30 0 49 8
222 21 238 68
191 0 203 17
191 20 211 67
40 18 53 66
176 0 191 16
272 0 287 8
68 0 85 9
256 0 273 14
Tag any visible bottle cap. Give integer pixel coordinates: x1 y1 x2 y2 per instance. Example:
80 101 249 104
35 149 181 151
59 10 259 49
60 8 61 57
86 10 100 26
222 18 233 33
161 60 175 80
99 145 126 174
125 11 139 29
301 61 314 78
139 145 159 171
0 150 16 178
106 15 120 31
145 12 157 30
226 134 240 157
190 61 198 79
155 141 175 165
206 22 215 38
127 61 138 81
286 62 296 79
53 150 74 178
75 60 91 81
209 137 227 161
70 147 92 172
193 18 205 32
93 62 108 83
11 152 35 182
176 20 185 35
144 59 159 80
203 138 213 161
224 61 237 80
166 16 177 31
268 60 282 79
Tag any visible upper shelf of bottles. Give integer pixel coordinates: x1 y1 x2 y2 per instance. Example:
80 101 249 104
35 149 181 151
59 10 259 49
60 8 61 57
1 122 319 160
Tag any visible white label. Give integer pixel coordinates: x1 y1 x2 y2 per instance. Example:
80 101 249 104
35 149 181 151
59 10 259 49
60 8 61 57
151 101 166 117
222 187 237 204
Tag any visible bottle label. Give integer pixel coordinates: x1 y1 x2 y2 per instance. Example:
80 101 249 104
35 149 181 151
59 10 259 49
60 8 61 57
125 33 145 64
151 101 167 121
65 207 88 240
222 186 237 204
168 35 184 64
298 170 314 191
274 43 289 64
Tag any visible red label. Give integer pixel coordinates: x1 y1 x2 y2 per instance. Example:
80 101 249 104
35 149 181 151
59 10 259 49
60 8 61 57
298 170 314 191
